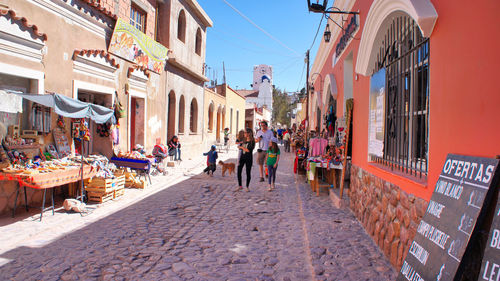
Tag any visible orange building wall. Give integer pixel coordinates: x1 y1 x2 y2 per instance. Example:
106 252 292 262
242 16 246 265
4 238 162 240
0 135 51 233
313 0 500 201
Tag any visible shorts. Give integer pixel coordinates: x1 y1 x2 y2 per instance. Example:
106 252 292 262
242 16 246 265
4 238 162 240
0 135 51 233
256 151 267 165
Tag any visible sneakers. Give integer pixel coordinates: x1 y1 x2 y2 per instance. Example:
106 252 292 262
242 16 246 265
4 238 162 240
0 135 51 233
245 187 250 192
268 185 272 192
259 177 265 182
235 186 243 192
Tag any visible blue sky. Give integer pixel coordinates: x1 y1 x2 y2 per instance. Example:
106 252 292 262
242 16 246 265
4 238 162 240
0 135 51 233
197 0 326 93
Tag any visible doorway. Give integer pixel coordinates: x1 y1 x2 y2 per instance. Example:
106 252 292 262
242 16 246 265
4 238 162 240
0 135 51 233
77 91 113 157
216 106 221 142
167 91 176 140
130 96 145 150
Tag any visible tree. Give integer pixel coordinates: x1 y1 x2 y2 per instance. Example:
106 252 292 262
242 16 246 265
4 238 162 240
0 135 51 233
272 87 292 127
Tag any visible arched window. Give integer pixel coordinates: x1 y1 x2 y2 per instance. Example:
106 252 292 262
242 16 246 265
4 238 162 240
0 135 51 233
177 10 186 43
178 95 185 133
195 28 202 55
371 14 430 176
190 98 198 133
208 102 214 131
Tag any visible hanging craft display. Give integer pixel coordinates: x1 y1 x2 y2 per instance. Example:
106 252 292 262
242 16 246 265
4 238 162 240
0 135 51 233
72 119 90 141
57 115 65 132
96 123 111 137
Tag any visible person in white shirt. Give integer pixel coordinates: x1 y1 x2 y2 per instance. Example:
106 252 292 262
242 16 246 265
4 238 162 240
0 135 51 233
255 121 274 182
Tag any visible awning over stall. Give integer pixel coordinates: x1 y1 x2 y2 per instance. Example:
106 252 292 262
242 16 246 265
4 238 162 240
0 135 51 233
1 90 115 124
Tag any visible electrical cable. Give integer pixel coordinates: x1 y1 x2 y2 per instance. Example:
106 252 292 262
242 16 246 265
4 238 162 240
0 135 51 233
296 60 307 92
309 14 324 50
221 0 301 56
210 28 300 58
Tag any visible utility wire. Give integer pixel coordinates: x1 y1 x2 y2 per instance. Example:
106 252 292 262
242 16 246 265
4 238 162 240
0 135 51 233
309 15 324 50
222 0 301 56
296 60 307 92
211 27 300 58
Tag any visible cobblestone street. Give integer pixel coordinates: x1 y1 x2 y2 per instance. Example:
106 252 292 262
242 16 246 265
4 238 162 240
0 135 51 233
0 152 396 280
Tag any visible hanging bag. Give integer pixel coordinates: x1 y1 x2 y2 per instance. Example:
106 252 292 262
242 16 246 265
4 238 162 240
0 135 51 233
114 91 126 119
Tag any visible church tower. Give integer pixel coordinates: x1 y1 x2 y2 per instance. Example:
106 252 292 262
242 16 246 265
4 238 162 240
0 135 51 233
252 64 273 110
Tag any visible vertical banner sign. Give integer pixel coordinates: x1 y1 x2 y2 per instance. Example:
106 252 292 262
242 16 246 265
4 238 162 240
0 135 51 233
478 192 500 281
108 18 169 74
397 154 500 281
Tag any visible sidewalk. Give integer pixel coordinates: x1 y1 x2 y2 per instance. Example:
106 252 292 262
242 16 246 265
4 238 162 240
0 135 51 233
0 148 239 266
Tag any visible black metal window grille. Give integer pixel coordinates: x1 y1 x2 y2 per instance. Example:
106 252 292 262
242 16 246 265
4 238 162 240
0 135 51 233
371 15 430 177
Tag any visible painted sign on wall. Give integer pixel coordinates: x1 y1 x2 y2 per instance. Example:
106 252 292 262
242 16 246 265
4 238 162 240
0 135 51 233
108 18 169 74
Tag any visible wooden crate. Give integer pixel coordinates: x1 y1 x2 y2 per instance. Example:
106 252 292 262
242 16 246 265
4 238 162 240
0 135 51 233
134 180 148 189
87 191 114 203
85 178 115 193
86 177 115 188
114 187 125 198
114 175 125 188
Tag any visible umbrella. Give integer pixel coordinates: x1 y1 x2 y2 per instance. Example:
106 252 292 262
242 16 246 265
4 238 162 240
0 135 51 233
2 89 116 203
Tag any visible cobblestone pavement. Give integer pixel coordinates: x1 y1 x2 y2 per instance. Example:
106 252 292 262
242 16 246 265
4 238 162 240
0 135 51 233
0 151 396 280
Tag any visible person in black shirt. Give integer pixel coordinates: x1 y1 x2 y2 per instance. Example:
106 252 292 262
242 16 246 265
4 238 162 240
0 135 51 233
236 128 255 192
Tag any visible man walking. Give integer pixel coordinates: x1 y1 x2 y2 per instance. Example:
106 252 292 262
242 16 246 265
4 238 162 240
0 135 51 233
255 121 274 182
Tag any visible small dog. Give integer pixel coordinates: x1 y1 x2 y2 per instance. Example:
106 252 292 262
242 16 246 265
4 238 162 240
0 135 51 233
218 160 235 177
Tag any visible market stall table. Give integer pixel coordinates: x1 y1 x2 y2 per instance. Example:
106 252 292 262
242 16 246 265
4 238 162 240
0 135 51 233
307 157 343 196
109 157 153 184
0 165 97 221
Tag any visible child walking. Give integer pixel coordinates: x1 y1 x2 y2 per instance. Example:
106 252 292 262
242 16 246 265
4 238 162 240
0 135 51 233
203 145 218 176
266 137 280 191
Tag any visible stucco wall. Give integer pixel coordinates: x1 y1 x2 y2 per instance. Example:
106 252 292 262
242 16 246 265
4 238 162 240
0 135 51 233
168 0 207 76
225 86 246 139
203 87 225 146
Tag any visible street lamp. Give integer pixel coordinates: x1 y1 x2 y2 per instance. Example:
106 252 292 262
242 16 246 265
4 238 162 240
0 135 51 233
323 23 331 42
307 0 359 15
307 0 327 13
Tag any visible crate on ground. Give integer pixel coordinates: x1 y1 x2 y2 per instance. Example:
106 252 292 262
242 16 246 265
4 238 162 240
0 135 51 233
85 177 116 193
114 187 125 198
87 190 114 203
133 179 148 189
114 174 125 189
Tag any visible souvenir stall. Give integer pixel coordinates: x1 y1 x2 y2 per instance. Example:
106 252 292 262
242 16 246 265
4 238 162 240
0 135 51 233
292 128 308 174
0 90 117 220
306 99 353 197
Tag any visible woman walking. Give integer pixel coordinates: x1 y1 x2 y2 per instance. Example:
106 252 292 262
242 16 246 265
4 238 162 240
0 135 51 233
266 137 280 191
236 128 255 192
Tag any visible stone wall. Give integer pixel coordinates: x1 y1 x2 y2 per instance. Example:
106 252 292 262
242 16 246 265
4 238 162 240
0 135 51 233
349 165 428 269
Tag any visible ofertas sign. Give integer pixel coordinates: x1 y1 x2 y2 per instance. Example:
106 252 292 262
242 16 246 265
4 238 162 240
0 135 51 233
108 18 169 74
397 154 500 281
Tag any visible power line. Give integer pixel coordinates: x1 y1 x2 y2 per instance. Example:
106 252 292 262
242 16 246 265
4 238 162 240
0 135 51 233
296 59 307 92
309 14 324 50
210 28 300 58
221 0 301 56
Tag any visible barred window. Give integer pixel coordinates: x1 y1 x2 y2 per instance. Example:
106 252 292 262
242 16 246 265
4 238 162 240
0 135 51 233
371 15 429 177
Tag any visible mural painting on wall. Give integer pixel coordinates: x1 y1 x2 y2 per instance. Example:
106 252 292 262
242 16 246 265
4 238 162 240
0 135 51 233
108 18 169 73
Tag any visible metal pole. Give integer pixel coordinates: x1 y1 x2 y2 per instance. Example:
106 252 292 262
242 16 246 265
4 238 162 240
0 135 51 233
305 50 310 144
80 136 84 202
